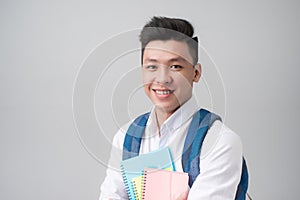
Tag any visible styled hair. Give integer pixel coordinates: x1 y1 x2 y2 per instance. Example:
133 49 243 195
139 16 198 65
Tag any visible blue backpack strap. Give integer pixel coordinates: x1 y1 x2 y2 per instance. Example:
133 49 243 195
182 109 249 200
182 108 222 187
122 112 150 160
235 158 249 200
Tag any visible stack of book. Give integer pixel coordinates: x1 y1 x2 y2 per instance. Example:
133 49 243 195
120 147 189 200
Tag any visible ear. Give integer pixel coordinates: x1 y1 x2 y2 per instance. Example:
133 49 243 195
193 63 201 82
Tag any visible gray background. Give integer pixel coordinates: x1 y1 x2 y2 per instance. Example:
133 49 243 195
1 0 299 199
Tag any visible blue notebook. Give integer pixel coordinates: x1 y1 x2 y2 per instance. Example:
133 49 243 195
120 147 175 200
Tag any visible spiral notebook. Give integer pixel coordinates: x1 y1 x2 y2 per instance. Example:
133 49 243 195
120 147 175 200
142 168 189 200
132 175 143 200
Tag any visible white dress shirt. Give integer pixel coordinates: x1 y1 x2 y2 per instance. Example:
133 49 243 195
99 97 243 200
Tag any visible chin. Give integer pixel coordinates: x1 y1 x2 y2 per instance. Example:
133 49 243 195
153 101 179 114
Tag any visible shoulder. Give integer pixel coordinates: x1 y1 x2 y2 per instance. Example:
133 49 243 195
111 111 151 148
201 120 243 159
111 121 131 149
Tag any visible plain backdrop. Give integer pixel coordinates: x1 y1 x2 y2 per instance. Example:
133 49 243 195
1 0 300 199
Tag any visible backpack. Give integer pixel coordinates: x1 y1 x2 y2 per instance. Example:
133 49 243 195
123 108 249 200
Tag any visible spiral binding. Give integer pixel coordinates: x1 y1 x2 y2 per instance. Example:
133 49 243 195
133 179 140 200
120 165 135 200
141 170 147 200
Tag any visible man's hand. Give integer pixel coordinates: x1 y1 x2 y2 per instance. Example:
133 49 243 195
176 190 188 200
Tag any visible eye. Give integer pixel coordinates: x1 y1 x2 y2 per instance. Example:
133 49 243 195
170 65 183 70
145 65 158 70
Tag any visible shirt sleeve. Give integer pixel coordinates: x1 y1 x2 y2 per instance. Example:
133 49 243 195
99 124 130 200
188 121 243 200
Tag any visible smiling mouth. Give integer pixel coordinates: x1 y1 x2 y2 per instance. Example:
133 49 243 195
153 89 174 95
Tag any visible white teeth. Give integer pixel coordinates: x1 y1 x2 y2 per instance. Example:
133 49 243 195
155 90 172 95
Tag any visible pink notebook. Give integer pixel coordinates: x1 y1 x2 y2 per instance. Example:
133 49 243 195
142 168 189 200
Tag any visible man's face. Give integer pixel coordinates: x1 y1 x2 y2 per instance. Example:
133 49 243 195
142 40 201 115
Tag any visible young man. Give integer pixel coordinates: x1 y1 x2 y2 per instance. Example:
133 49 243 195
100 16 244 200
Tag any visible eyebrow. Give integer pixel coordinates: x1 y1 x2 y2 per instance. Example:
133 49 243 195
169 57 189 63
144 56 190 64
144 58 159 63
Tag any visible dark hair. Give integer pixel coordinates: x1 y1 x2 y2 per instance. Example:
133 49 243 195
139 16 198 65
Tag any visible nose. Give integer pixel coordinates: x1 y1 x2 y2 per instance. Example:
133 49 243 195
155 67 172 84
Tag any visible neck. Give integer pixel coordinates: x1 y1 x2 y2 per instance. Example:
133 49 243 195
154 107 178 131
